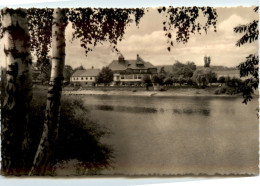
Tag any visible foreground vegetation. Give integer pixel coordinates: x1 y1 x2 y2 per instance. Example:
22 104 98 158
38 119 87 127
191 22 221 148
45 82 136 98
1 88 114 176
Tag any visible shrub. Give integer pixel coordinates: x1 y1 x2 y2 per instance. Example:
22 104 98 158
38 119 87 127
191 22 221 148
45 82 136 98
29 90 113 175
164 77 173 86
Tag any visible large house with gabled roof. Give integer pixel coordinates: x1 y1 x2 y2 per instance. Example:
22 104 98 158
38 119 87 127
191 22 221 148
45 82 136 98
108 54 157 85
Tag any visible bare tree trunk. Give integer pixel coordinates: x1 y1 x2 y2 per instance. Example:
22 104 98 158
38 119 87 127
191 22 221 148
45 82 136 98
30 8 67 176
1 8 32 175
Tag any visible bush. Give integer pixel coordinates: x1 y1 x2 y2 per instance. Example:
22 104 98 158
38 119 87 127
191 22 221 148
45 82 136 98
29 90 113 175
159 87 167 91
164 78 173 86
214 87 227 94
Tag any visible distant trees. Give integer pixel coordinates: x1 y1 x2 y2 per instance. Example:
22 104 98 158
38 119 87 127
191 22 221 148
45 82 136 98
192 68 217 87
142 75 152 91
63 65 74 83
164 77 173 86
218 76 226 85
36 56 52 83
152 74 166 86
204 56 211 67
215 76 244 95
73 65 86 72
172 61 196 79
97 67 113 85
170 61 197 86
159 67 167 75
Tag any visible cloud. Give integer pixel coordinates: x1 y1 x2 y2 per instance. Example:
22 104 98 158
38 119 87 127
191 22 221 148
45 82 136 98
218 14 249 34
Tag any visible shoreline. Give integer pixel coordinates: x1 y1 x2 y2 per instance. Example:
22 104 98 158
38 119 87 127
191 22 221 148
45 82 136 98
62 89 252 98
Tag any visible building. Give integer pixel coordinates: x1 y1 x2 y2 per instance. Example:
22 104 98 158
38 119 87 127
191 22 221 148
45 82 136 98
108 54 157 85
71 67 101 86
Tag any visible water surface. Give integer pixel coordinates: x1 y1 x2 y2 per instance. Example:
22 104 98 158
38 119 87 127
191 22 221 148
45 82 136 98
82 95 259 175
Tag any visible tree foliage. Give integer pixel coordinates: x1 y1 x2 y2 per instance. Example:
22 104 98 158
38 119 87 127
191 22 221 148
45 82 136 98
172 61 196 78
68 8 145 55
164 77 174 86
73 65 86 72
63 65 74 82
234 6 258 104
152 74 165 85
192 68 217 87
157 6 217 51
27 8 54 76
142 75 152 90
97 67 113 85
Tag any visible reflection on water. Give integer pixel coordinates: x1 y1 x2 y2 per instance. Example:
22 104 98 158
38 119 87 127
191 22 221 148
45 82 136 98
91 105 158 113
89 104 211 116
80 95 258 175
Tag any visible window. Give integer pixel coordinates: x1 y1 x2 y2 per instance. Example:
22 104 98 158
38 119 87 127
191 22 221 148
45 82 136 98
86 77 88 80
76 78 78 80
121 76 124 79
81 77 83 80
90 77 92 80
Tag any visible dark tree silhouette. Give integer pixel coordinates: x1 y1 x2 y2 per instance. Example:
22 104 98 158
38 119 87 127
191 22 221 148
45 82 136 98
97 67 114 85
234 6 258 104
142 75 152 90
63 65 74 83
27 8 54 78
73 65 86 72
68 8 145 55
157 6 217 51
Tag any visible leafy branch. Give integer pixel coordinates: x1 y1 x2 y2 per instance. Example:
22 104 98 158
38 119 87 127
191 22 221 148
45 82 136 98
68 8 146 55
234 6 259 104
157 6 217 51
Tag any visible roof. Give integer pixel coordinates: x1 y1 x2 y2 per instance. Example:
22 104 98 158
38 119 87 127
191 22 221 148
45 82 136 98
72 69 101 77
108 60 156 71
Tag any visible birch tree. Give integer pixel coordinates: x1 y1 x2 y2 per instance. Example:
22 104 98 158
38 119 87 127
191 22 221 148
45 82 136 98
1 8 33 175
30 8 68 175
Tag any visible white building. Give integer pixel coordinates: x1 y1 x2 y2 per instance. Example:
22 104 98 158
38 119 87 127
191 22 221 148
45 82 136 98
71 68 101 86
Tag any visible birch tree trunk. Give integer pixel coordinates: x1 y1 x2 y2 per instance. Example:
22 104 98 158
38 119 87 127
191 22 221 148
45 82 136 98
1 8 33 175
30 8 67 176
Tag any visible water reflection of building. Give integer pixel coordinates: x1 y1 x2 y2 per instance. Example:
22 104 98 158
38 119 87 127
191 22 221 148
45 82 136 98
108 54 157 86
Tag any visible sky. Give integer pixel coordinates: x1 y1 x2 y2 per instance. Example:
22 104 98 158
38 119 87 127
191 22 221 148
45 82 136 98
1 6 258 69
62 6 258 69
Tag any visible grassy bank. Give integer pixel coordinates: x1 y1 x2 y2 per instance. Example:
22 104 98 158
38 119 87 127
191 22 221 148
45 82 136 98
2 88 114 176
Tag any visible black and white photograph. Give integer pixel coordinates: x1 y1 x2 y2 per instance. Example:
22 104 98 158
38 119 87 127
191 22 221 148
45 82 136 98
0 3 259 177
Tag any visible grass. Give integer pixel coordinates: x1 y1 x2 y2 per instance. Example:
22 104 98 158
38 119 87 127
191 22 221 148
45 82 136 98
33 88 114 175
2 86 114 176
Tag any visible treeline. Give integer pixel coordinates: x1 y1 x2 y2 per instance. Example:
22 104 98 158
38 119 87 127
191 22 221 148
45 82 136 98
148 60 218 87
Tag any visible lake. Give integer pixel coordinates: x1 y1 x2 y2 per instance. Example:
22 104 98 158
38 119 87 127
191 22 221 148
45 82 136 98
81 95 259 175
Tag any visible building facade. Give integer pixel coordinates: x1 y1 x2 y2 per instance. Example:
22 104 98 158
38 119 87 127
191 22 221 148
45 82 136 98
108 54 157 85
71 67 100 86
